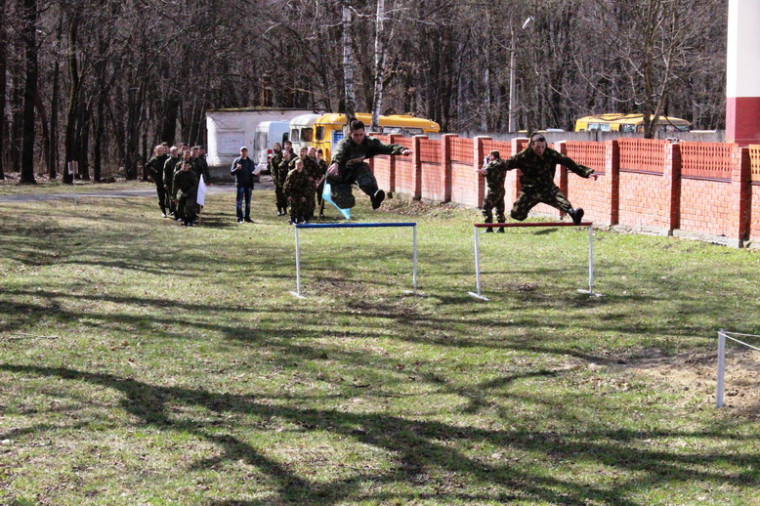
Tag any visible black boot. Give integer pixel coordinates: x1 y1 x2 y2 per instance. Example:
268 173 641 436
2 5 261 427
569 207 584 225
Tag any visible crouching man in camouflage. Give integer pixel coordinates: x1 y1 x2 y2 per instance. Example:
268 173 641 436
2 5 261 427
505 133 595 225
476 150 509 233
326 119 412 210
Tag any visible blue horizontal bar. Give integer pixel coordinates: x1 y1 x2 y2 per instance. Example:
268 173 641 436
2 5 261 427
296 222 416 229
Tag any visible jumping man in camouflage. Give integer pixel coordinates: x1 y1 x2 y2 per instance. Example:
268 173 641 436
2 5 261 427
476 150 508 233
327 119 412 210
504 133 595 225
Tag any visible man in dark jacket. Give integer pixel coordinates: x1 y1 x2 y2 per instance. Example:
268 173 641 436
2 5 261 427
230 146 257 223
326 119 411 210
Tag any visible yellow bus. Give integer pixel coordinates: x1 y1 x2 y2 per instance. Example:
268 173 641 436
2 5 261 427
574 113 690 133
311 112 440 160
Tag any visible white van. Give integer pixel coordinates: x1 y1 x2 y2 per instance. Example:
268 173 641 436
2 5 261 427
288 113 322 154
254 120 290 173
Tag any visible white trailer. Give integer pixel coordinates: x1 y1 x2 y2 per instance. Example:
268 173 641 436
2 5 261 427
206 108 319 179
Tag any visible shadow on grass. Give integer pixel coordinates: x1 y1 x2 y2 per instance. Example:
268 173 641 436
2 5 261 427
6 363 759 504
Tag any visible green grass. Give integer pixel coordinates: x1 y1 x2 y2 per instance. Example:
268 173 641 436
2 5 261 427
1 183 759 505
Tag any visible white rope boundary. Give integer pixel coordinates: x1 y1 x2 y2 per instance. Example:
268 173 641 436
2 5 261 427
716 329 760 407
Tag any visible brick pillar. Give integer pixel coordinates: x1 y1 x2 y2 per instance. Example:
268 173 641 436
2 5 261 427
474 136 491 206
605 140 620 226
412 135 424 200
554 140 569 203
508 137 529 201
729 145 751 246
388 134 400 196
441 134 457 202
664 142 681 233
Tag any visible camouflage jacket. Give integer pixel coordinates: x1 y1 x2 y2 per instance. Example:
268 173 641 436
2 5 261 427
505 147 593 189
274 158 291 185
483 159 509 192
331 136 405 168
283 168 311 198
172 169 198 200
303 157 322 182
269 151 283 175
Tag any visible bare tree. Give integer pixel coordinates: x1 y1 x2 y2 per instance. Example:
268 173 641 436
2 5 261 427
19 0 38 184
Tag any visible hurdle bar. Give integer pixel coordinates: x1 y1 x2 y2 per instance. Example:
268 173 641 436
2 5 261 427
468 221 598 300
291 222 419 298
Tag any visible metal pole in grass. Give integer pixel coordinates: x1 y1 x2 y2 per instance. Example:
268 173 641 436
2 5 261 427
577 224 600 296
412 224 418 294
716 329 726 408
290 226 306 299
467 224 488 300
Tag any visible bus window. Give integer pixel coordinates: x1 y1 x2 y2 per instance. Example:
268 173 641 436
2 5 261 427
621 124 636 133
290 128 299 142
316 126 325 141
301 128 313 143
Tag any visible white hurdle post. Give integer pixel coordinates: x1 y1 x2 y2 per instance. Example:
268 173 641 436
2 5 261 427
716 328 726 408
468 221 598 300
291 222 419 298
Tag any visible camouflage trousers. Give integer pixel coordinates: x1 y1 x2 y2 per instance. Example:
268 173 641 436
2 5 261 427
275 180 288 210
325 162 378 201
510 185 573 221
482 188 506 223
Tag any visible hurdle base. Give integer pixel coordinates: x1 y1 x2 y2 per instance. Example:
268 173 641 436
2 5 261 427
467 291 490 301
577 289 604 297
289 291 307 299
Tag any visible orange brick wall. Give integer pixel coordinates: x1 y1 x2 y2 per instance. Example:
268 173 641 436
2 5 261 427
618 172 672 230
679 178 734 236
451 162 480 206
751 184 760 239
390 137 415 198
366 134 757 247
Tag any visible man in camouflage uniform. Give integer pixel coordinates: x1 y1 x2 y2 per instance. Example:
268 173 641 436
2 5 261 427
145 145 169 217
476 150 508 233
163 146 181 216
302 147 321 220
283 158 311 224
274 149 292 216
269 143 286 215
315 148 328 218
327 119 412 210
172 161 198 226
504 133 594 224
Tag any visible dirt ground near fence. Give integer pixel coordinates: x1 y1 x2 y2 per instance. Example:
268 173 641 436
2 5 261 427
621 346 760 418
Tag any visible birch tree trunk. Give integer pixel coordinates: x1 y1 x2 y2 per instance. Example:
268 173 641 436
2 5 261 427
370 0 386 132
342 1 356 124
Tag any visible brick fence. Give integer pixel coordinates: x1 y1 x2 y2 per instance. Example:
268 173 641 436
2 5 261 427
370 134 760 248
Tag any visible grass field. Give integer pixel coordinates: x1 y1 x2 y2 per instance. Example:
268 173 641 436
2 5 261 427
1 181 759 505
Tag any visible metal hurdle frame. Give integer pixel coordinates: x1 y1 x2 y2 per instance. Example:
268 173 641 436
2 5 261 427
468 221 598 300
291 222 419 298
716 329 760 408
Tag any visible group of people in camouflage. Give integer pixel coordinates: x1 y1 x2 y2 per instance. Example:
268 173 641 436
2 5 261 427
144 143 211 226
148 128 594 230
477 132 595 231
268 141 329 224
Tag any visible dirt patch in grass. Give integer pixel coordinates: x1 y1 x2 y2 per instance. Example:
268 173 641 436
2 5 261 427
623 347 760 417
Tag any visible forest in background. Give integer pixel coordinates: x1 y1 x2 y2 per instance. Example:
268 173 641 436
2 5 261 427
0 0 727 183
